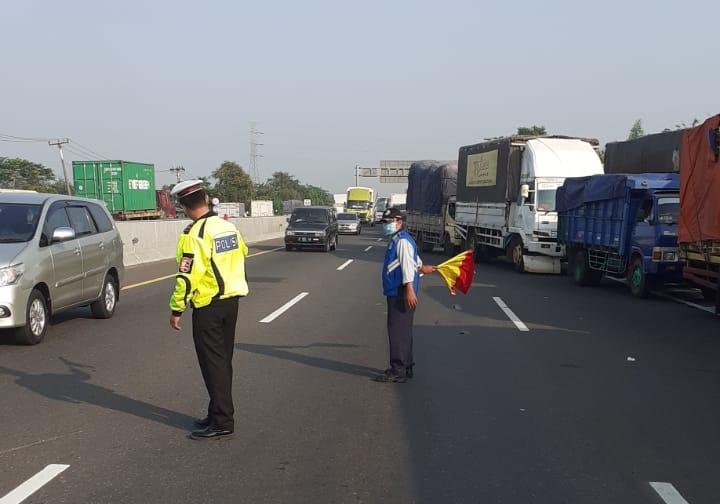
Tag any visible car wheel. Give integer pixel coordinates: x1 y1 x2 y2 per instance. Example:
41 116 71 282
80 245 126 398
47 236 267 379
91 274 118 319
627 256 649 298
331 235 337 251
324 239 331 253
15 289 49 345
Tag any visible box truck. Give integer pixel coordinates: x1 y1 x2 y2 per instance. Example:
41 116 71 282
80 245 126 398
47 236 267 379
406 161 462 255
455 136 604 273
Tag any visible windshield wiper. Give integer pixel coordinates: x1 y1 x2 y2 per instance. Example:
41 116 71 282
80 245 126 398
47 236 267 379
0 238 27 243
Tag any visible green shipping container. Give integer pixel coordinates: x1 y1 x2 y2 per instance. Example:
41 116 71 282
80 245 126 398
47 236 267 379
72 160 157 213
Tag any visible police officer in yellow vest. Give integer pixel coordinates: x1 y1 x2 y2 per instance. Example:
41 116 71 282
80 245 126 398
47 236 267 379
169 180 249 440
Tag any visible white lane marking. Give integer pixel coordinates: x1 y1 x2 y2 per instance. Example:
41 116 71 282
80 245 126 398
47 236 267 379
337 259 354 271
0 464 70 504
654 291 715 314
376 238 383 242
649 482 690 504
259 292 309 323
606 276 715 314
364 246 372 252
121 246 284 291
492 297 530 332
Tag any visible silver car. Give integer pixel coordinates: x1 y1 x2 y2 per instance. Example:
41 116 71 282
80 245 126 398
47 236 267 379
337 213 362 235
0 192 124 344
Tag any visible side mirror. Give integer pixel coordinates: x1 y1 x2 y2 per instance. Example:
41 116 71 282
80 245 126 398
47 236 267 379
52 227 76 243
521 184 530 199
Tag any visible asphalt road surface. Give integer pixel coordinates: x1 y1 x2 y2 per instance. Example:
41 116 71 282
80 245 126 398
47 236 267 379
0 229 719 504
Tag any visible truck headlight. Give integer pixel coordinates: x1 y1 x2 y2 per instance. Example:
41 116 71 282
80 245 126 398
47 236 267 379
286 231 296 236
663 251 678 262
0 264 24 287
652 247 679 262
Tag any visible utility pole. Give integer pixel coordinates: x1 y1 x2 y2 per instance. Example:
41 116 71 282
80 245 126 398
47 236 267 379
355 164 359 186
48 138 71 194
169 165 186 183
249 122 264 184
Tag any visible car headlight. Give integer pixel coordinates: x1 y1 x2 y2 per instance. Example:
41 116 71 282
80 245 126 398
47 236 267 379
0 264 24 287
314 231 326 237
286 231 296 236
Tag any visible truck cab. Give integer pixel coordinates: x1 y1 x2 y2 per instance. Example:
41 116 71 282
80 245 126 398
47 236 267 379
346 187 375 225
628 191 682 294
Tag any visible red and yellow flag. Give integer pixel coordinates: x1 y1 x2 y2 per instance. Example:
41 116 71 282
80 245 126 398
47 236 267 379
436 250 475 295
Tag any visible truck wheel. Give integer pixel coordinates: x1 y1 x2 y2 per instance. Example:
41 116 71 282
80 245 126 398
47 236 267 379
444 234 457 256
15 289 49 345
573 250 601 286
91 274 118 319
466 232 479 263
628 256 649 298
509 238 525 273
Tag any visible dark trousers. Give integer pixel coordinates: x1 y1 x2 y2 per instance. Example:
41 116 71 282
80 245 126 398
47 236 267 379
387 291 415 376
191 297 239 431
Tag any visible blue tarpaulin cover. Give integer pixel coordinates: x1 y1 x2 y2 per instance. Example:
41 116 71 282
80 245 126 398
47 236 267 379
556 173 679 212
407 161 458 215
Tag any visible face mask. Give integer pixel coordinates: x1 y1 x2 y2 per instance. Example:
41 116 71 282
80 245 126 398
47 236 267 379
382 222 398 236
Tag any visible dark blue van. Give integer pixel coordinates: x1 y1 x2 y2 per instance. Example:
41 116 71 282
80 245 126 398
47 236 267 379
557 173 681 298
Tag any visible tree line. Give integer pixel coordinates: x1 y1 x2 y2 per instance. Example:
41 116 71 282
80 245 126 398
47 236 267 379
0 156 333 215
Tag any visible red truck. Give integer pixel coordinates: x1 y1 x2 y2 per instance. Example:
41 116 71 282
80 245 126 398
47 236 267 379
678 114 720 312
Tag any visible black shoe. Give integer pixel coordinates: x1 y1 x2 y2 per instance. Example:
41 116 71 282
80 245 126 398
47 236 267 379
194 416 210 428
189 427 234 440
406 367 414 379
374 372 407 383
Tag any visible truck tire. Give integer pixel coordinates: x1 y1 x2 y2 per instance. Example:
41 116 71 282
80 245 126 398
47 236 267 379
573 250 601 286
15 289 49 345
466 232 479 263
509 237 525 273
627 256 650 298
444 234 458 257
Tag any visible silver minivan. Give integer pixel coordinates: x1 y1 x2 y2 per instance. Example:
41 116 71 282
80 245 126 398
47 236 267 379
0 191 124 344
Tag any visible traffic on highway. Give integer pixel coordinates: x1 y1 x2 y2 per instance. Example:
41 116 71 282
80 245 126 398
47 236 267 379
1 115 719 503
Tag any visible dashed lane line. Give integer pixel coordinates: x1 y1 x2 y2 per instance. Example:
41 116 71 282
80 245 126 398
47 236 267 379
259 292 309 324
376 238 383 242
0 464 70 504
121 246 284 291
364 246 372 252
492 297 530 332
337 259 354 271
649 482 690 504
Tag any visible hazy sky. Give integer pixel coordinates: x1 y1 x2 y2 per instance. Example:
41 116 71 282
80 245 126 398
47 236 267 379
2 0 717 195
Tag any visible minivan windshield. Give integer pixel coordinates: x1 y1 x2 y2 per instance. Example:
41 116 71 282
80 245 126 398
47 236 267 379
290 209 329 224
337 213 358 221
0 203 42 243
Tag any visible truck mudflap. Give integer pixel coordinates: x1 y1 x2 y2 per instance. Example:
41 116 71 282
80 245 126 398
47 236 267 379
523 255 562 274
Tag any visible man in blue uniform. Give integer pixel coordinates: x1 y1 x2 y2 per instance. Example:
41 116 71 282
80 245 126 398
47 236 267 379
375 208 436 383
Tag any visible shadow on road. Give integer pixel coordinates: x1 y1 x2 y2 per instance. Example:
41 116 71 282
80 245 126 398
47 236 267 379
0 357 195 430
236 342 384 378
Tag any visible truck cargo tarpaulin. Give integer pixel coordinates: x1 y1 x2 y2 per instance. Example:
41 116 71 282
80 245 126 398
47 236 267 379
406 161 457 215
604 130 683 174
678 114 720 243
557 173 678 212
457 138 521 203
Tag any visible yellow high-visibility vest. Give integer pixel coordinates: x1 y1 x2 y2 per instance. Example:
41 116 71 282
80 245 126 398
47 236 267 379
170 214 249 314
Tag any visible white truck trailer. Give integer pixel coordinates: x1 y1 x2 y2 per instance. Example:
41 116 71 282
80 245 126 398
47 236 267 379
455 136 603 273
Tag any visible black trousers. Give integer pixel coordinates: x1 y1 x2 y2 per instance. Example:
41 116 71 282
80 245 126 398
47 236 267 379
191 297 239 431
387 290 415 376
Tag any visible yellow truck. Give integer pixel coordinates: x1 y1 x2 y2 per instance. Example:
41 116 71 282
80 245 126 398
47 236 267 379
345 187 375 225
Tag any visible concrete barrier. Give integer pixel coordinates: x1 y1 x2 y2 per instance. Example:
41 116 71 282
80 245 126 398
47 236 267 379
117 216 287 267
